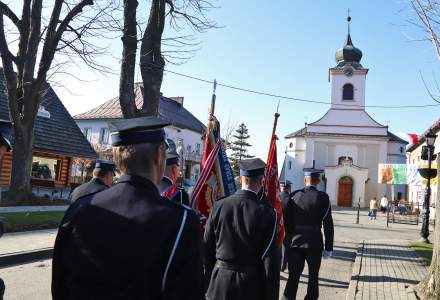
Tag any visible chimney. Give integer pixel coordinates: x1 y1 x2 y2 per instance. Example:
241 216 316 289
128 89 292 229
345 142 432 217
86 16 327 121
170 97 184 106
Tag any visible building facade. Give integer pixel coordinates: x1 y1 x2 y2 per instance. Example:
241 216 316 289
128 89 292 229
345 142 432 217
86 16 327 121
281 25 407 207
74 84 206 182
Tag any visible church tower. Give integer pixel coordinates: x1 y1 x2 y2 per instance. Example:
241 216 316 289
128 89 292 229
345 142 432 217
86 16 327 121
329 16 368 110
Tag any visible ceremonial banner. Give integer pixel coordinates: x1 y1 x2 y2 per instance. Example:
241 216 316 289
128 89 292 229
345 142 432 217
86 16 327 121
263 133 285 244
191 116 236 227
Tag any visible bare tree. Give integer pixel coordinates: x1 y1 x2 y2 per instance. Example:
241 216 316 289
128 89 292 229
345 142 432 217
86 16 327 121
119 0 217 118
0 0 115 203
408 2 440 298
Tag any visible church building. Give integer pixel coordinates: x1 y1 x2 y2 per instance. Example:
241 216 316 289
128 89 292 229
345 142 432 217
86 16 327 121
282 19 407 207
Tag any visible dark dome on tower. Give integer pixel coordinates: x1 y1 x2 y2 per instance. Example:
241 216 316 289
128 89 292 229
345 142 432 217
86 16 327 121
335 34 363 65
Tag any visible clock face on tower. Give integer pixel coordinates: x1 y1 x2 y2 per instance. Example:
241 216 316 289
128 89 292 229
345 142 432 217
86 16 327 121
344 67 353 77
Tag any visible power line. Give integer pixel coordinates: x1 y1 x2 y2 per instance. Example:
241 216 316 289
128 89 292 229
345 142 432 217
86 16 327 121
164 69 440 109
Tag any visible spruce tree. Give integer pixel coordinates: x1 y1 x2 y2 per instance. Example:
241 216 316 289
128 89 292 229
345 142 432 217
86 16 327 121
230 123 254 176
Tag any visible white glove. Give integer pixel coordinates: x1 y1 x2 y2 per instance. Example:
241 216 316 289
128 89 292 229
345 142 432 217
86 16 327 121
322 250 333 259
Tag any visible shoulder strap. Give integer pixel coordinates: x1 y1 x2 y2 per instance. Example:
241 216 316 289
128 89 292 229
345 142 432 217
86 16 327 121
161 209 188 292
261 208 277 260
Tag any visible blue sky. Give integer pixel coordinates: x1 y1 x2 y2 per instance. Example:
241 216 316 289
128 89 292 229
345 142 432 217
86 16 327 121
52 0 440 160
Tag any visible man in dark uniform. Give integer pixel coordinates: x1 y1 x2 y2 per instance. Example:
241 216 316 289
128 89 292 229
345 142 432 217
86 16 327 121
159 138 189 205
204 158 279 300
279 180 292 272
69 159 115 202
281 169 334 300
52 116 204 300
0 120 12 300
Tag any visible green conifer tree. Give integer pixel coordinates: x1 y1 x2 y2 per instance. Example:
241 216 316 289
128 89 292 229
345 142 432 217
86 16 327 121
230 123 254 176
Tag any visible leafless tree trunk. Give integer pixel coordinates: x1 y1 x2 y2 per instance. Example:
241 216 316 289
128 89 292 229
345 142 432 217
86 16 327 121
0 0 114 203
119 0 217 118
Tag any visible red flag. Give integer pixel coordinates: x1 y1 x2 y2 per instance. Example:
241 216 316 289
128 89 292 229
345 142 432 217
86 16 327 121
263 124 285 244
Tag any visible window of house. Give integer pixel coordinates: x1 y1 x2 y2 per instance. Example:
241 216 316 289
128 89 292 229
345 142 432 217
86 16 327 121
31 156 61 181
99 128 109 144
399 146 404 154
82 128 92 142
288 161 292 170
196 143 201 154
289 142 293 148
342 84 354 100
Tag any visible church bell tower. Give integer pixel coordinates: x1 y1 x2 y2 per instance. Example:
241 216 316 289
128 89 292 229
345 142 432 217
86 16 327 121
329 15 368 110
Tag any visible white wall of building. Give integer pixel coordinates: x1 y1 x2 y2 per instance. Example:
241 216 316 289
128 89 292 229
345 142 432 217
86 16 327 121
75 119 204 180
330 70 367 109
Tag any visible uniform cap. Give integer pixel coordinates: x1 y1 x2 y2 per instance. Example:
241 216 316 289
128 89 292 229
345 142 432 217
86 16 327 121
239 158 266 177
0 120 12 150
166 138 180 166
303 168 323 179
95 159 116 172
279 180 292 187
109 116 170 146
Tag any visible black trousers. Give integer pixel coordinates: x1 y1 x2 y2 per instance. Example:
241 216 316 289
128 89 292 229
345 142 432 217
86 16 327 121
281 244 288 272
282 248 322 300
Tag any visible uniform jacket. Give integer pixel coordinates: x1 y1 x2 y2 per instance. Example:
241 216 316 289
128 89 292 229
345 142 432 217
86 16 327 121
69 177 108 202
204 189 279 300
282 186 334 251
160 177 190 206
52 174 203 300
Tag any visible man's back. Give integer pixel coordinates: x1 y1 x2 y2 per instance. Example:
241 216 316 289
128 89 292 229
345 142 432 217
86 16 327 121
69 178 108 202
52 174 203 300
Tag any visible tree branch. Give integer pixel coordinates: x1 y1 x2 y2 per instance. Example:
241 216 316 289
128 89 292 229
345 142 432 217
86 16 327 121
0 2 21 30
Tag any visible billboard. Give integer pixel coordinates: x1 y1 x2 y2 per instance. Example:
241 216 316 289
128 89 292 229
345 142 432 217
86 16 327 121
378 164 437 185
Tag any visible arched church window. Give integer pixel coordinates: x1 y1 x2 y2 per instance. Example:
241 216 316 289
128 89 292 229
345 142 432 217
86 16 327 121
342 83 354 100
338 156 353 165
289 142 293 148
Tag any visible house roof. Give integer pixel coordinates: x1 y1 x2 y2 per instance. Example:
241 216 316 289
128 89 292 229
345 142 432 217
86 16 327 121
74 84 206 134
387 131 408 144
407 117 440 152
0 70 97 158
285 127 307 138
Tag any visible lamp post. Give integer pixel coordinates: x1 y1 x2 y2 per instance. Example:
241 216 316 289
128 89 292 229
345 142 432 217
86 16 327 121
419 129 437 243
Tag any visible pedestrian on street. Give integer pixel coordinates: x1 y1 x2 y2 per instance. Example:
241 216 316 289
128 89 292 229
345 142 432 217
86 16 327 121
52 116 204 300
380 195 388 213
204 158 280 300
158 138 189 205
369 197 379 220
0 120 12 300
68 159 116 203
281 168 334 300
280 180 292 272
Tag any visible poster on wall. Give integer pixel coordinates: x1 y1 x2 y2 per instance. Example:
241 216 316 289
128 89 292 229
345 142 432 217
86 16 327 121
378 164 407 184
378 163 437 185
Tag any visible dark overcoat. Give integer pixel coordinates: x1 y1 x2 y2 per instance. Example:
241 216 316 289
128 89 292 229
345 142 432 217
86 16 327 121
52 174 204 300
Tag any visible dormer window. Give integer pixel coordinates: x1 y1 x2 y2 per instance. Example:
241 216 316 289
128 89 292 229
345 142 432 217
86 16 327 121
342 83 354 100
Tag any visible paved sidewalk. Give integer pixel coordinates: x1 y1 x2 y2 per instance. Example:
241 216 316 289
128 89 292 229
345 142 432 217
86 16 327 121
346 240 428 300
0 229 57 255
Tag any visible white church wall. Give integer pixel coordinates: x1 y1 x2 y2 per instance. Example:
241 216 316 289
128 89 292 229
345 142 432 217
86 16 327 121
330 72 367 109
308 125 386 136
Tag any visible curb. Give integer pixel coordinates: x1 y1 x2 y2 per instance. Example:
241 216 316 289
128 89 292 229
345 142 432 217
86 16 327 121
0 248 53 268
346 240 364 300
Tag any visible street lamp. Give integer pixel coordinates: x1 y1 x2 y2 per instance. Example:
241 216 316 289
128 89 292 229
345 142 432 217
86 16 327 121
419 129 438 243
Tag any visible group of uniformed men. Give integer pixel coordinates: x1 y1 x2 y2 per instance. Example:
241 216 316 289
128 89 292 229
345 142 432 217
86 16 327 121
45 116 334 300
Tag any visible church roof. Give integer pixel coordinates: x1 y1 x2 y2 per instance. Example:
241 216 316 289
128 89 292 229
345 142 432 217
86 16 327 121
387 131 408 144
285 127 306 138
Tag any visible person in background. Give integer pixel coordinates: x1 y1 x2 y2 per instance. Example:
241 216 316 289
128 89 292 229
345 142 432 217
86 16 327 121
281 169 334 300
204 158 279 300
369 197 379 220
69 160 115 203
380 195 388 213
158 138 189 205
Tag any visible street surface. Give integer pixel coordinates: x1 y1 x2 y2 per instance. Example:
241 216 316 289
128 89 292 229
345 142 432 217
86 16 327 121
0 208 427 300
